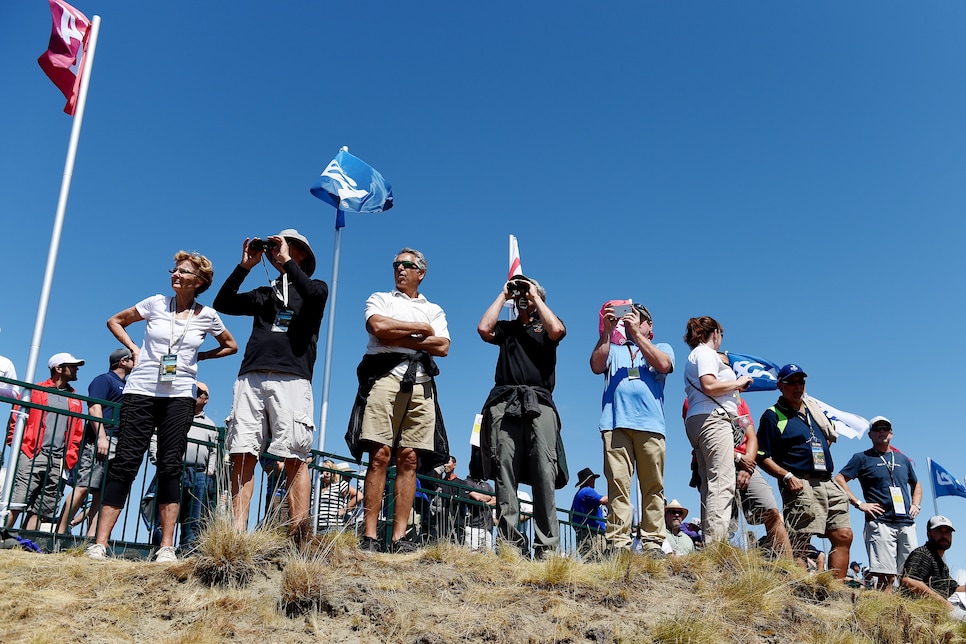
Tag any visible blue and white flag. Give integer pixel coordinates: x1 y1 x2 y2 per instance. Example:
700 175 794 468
725 352 780 392
929 458 966 500
310 148 393 219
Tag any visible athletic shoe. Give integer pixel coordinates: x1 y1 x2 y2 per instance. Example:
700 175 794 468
85 543 107 560
358 536 381 553
154 546 178 563
389 538 419 554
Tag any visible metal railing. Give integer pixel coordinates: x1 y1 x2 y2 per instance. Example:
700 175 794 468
0 376 598 559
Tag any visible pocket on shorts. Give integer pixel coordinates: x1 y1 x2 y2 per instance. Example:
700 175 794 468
782 483 817 533
291 411 314 457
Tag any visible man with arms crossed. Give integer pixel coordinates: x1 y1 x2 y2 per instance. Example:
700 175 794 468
347 248 449 553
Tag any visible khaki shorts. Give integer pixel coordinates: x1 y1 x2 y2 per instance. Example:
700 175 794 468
360 374 434 451
780 476 851 537
225 372 314 460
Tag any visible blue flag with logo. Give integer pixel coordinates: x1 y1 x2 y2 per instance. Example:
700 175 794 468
310 149 393 223
929 458 966 500
724 351 780 392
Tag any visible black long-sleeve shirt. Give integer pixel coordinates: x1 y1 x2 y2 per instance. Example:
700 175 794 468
213 260 328 381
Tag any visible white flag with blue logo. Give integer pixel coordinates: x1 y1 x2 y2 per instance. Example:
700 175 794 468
310 148 393 218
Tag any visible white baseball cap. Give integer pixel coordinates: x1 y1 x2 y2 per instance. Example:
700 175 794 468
928 515 955 531
48 352 85 369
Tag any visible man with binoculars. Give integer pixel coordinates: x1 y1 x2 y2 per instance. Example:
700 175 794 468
477 275 567 558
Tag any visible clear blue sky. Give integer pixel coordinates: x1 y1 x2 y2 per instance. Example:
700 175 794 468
3 2 966 568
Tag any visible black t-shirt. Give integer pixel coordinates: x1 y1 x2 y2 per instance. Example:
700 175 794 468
488 317 564 391
213 261 328 380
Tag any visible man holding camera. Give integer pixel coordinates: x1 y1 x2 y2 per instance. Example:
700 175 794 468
213 230 328 541
478 275 567 558
591 301 674 556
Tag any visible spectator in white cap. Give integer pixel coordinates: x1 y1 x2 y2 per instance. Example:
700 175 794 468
213 230 328 543
901 516 966 618
835 415 922 591
6 352 85 529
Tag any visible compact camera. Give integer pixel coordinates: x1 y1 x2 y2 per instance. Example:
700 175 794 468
249 238 278 253
508 280 530 299
611 304 634 318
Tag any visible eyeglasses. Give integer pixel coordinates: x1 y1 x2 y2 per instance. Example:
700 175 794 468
782 378 806 386
392 260 421 270
197 390 209 397
666 510 685 516
169 268 198 277
870 426 892 432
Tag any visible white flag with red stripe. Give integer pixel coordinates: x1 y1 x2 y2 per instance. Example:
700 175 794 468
508 234 523 280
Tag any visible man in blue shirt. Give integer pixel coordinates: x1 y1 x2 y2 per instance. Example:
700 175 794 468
570 467 607 559
590 302 673 556
835 416 922 590
757 364 853 579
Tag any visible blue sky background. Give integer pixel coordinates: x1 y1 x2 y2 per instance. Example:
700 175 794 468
3 2 966 568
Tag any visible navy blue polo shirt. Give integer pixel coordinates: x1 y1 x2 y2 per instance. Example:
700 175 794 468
839 447 918 525
757 397 834 475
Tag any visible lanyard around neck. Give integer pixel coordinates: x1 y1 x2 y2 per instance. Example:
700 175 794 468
168 297 196 354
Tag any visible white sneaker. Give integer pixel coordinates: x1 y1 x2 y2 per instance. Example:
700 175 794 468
85 543 107 560
154 546 178 563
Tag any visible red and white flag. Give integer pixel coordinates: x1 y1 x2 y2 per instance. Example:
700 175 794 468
507 234 523 280
37 0 91 115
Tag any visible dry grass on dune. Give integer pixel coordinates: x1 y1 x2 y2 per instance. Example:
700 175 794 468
2 532 966 643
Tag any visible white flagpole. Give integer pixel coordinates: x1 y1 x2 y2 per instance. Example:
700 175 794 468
928 457 939 517
316 211 344 457
312 145 351 533
0 15 101 520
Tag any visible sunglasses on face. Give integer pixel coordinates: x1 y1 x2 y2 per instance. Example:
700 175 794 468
392 260 420 270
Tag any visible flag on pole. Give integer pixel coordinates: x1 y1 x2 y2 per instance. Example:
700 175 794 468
724 352 781 392
38 0 91 115
310 148 393 223
504 235 524 314
809 397 869 440
508 234 523 280
929 458 966 500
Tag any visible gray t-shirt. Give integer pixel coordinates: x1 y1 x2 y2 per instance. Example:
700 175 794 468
40 391 72 457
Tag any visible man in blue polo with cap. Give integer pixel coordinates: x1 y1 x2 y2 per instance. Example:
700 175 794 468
757 363 853 579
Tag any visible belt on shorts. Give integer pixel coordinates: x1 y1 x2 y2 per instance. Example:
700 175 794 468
790 471 832 482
